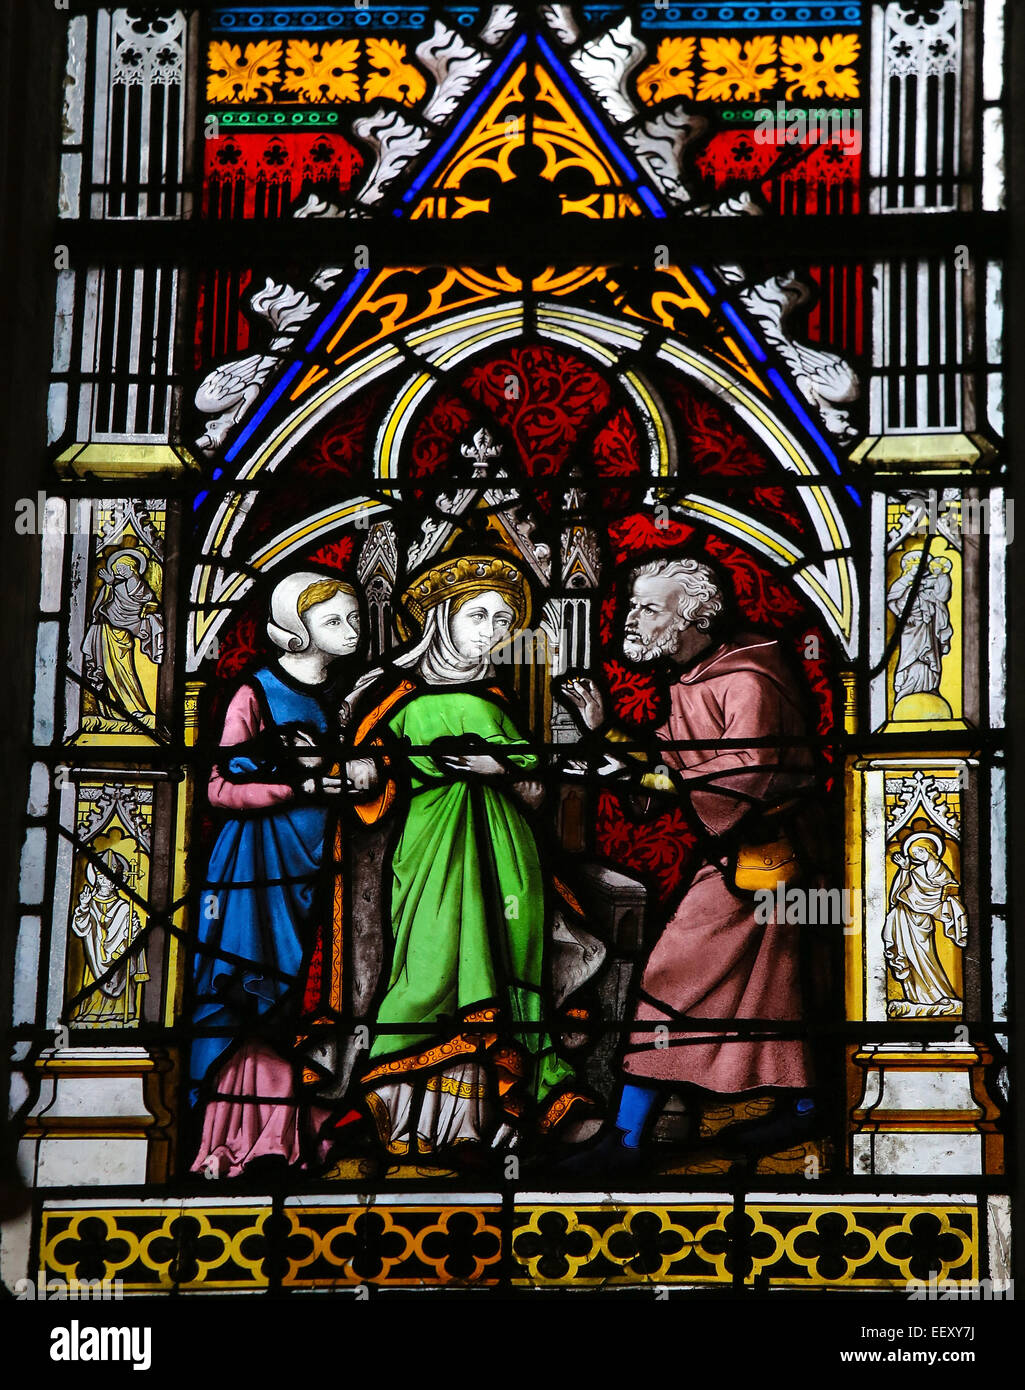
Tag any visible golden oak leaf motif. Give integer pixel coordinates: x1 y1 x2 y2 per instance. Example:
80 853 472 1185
282 40 359 103
364 38 427 106
636 37 696 105
697 34 777 102
207 40 282 104
780 33 861 99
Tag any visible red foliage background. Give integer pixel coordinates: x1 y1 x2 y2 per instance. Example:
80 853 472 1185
667 379 808 537
296 384 387 482
409 391 473 478
406 345 642 511
461 345 616 477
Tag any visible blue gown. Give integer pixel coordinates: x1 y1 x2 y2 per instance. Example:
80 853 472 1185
189 665 330 1104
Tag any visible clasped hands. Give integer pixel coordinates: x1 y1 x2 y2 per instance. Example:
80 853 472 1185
438 749 544 810
291 732 543 809
291 730 378 798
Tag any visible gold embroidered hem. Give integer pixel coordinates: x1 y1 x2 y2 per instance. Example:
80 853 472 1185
425 1074 487 1100
365 1088 408 1154
360 1008 501 1087
537 1089 595 1134
361 1032 493 1086
362 1013 537 1153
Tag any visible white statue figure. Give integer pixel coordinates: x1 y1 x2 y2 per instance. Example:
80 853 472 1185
82 548 164 727
887 551 954 708
883 831 967 1018
70 850 149 1026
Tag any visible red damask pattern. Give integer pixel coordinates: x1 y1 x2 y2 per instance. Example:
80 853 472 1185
461 346 614 478
408 391 473 478
667 382 808 535
405 347 643 508
735 485 806 534
596 794 699 904
703 534 805 625
604 657 660 725
609 512 695 556
671 380 767 476
297 383 388 481
308 536 355 571
795 621 837 751
214 607 260 683
593 406 641 478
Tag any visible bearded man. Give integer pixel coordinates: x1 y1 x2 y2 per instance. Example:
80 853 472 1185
562 557 823 1168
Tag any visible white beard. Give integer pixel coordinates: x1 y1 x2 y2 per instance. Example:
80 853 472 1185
623 619 686 662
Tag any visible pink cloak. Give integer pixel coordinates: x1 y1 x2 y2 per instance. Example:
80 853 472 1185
622 636 818 1093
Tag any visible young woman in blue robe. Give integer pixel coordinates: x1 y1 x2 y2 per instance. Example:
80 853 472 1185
188 571 373 1178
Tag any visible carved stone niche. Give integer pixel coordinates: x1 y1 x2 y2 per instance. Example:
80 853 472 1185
869 489 988 734
846 756 1003 1175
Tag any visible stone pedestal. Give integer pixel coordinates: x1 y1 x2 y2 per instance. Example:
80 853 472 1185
18 1047 174 1188
576 862 647 953
851 1042 1002 1176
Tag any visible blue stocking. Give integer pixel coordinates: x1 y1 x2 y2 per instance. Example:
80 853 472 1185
615 1083 661 1148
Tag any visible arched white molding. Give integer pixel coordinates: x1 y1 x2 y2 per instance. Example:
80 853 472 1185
191 299 859 664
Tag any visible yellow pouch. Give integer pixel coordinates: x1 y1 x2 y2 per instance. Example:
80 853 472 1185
733 832 800 892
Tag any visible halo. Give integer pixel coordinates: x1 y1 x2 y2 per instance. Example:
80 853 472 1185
903 831 945 860
100 547 149 580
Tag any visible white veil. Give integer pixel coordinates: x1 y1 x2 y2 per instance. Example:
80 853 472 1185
394 598 493 685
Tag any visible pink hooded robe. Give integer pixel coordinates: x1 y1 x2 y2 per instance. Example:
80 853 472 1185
622 636 818 1093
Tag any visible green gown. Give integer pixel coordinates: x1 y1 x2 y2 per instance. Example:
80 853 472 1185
367 685 574 1111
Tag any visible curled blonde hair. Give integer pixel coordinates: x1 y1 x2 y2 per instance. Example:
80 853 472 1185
297 578 356 619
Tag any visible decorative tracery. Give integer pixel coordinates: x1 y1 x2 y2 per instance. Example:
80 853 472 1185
4 0 1012 1313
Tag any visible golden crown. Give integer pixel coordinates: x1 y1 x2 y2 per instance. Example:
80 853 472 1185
397 554 531 636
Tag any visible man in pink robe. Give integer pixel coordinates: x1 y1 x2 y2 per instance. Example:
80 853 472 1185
561 557 822 1170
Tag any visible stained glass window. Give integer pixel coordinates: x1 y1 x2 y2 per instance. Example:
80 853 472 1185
0 0 1017 1344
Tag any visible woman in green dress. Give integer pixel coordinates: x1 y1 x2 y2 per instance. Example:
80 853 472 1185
351 554 590 1160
